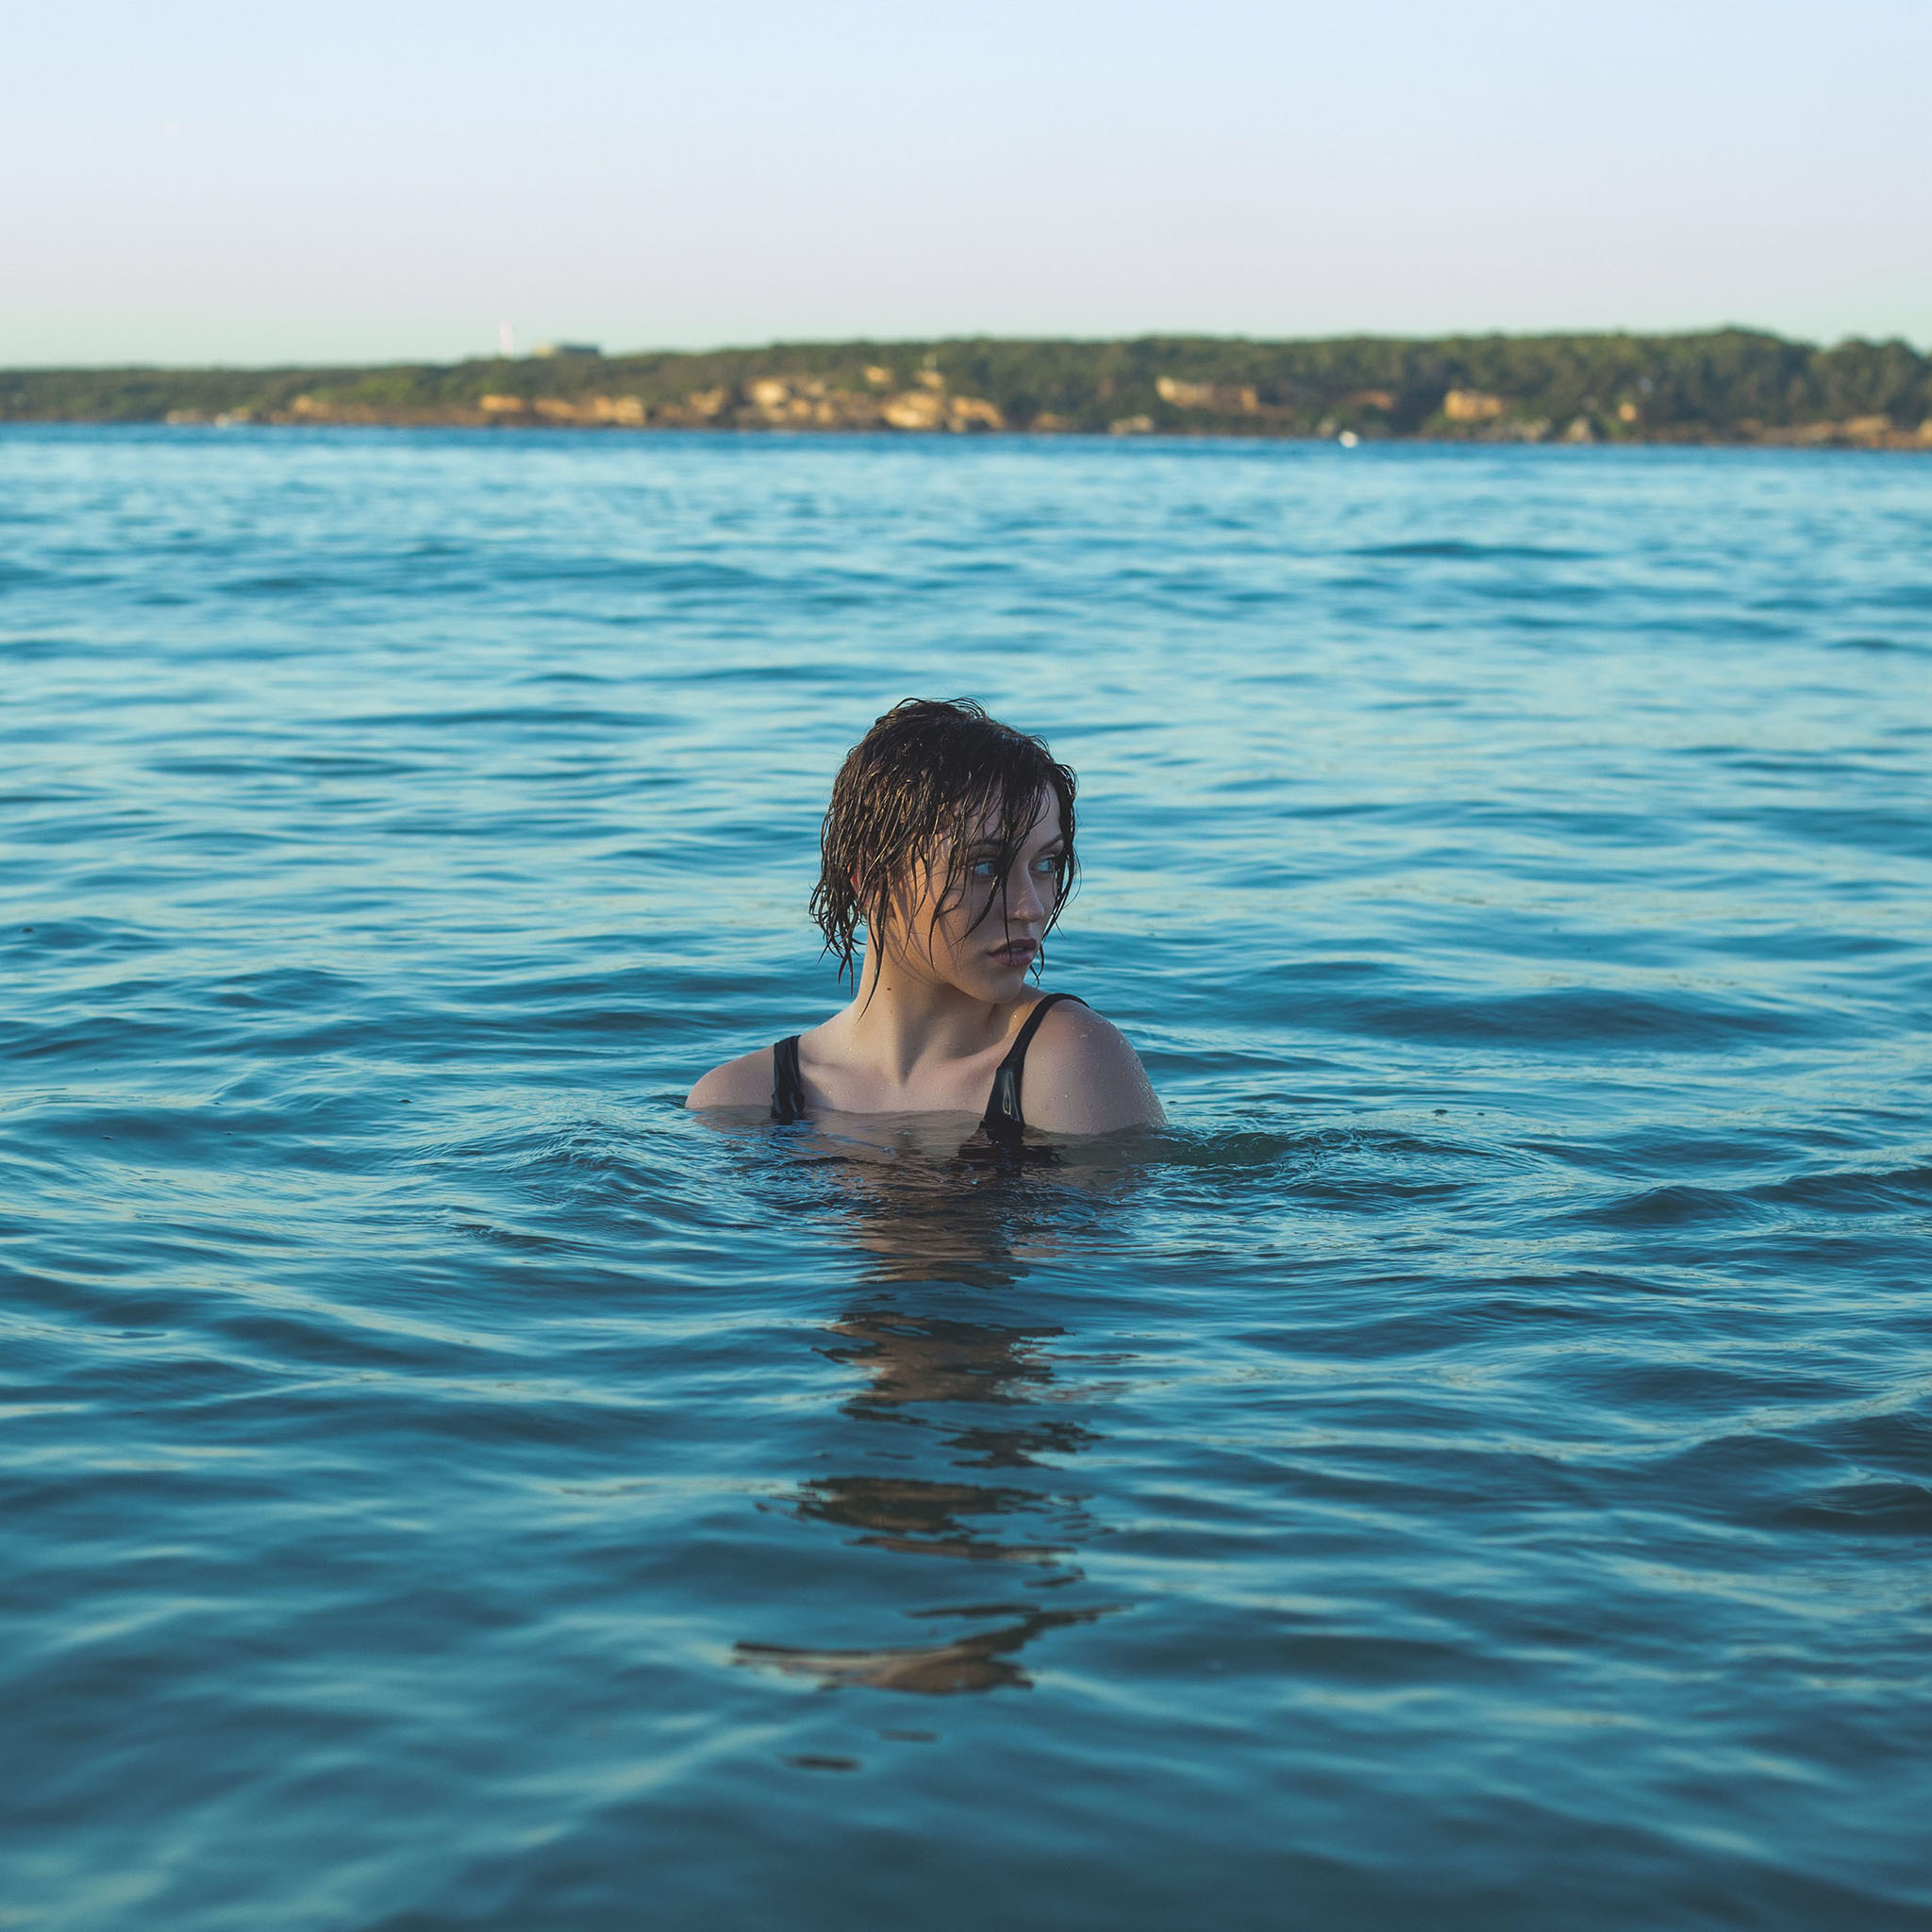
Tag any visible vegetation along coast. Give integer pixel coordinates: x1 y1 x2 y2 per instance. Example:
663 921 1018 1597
6 329 1929 448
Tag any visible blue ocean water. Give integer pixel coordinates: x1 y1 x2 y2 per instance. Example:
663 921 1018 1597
4 424 1931 1930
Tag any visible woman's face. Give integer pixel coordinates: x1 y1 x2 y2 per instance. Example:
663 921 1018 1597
882 788 1065 1003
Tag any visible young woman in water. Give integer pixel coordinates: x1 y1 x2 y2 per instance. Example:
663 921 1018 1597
687 698 1162 1141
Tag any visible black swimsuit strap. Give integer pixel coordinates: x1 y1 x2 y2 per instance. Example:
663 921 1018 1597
982 993 1086 1142
771 1035 807 1124
770 995 1085 1137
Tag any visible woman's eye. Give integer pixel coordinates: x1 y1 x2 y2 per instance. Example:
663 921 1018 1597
971 860 999 880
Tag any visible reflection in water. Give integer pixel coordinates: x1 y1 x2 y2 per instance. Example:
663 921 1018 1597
788 1108 1121 1290
734 1148 1123 1698
823 1307 1100 1471
737 1605 1112 1696
794 1474 1072 1564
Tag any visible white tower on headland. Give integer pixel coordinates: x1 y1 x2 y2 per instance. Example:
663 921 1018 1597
498 321 514 358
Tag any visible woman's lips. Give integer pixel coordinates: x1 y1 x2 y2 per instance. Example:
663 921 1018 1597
991 941 1038 965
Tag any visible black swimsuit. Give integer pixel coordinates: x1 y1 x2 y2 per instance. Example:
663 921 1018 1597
771 993 1087 1147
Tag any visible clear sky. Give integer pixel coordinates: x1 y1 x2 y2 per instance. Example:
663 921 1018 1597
6 0 1927 366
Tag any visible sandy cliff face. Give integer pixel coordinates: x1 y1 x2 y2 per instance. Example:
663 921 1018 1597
1443 389 1506 422
880 389 1005 431
1157 376 1259 413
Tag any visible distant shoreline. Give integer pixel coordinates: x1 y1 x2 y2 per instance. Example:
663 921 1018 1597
5 329 1930 450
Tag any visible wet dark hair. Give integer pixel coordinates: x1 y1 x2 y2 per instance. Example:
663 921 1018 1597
811 699 1078 985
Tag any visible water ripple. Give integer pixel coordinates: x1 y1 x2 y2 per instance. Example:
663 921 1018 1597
3 428 1930 1930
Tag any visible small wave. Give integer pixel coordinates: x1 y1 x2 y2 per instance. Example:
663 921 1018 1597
1828 633 1930 656
1746 1162 1932 1214
1252 978 1814 1052
1348 540 1597 560
1567 1181 1776 1230
1778 1480 1932 1535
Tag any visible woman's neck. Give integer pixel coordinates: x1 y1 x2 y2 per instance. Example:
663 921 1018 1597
834 944 1020 1089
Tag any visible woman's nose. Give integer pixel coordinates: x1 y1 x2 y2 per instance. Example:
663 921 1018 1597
1008 868 1046 923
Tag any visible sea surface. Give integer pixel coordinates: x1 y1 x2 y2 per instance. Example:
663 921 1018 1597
5 425 1931 1930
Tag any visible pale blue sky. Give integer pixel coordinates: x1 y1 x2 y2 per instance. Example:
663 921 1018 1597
7 0 1927 366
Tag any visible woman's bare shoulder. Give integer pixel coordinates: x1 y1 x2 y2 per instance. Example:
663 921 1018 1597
686 1043 775 1110
1020 998 1165 1135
